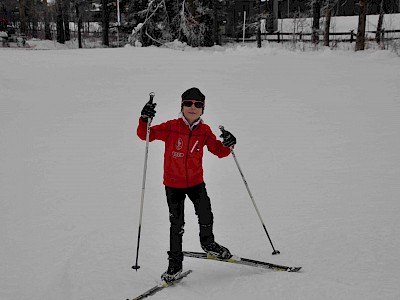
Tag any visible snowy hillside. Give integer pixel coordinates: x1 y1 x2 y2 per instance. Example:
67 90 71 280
1 45 400 300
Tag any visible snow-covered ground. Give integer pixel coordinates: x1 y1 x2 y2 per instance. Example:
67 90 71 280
1 40 400 300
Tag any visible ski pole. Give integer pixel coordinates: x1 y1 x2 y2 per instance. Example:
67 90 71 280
219 126 280 255
132 92 155 271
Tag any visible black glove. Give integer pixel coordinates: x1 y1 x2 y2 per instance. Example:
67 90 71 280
141 100 157 122
220 129 236 148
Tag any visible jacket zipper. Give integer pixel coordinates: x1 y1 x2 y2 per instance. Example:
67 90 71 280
185 130 192 187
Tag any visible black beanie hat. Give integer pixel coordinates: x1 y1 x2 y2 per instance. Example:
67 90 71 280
181 87 205 103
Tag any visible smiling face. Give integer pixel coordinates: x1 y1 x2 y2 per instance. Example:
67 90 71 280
181 100 204 125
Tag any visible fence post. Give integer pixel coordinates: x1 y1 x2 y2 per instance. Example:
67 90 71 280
350 30 354 43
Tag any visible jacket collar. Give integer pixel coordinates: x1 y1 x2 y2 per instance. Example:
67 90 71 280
181 115 202 131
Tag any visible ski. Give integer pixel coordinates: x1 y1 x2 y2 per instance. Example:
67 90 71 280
183 251 301 272
128 269 192 300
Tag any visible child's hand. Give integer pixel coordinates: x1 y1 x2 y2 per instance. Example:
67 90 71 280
141 100 157 122
220 129 236 147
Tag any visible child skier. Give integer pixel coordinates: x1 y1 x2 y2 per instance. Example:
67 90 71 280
137 87 237 282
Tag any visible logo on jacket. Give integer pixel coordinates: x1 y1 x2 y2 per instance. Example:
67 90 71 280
176 138 183 150
172 151 184 158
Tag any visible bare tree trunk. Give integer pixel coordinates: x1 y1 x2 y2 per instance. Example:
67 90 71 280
30 0 39 39
212 0 220 45
256 0 262 48
56 0 65 43
43 0 52 40
75 3 83 48
323 2 332 47
63 0 70 41
312 0 321 44
19 0 27 35
102 0 109 46
375 0 384 45
355 0 367 51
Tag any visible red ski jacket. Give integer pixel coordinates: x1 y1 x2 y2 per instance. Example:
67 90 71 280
137 117 231 188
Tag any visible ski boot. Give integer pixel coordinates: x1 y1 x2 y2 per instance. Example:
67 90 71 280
201 242 232 259
161 261 182 283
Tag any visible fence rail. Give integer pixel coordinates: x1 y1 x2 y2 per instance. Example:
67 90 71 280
224 29 400 44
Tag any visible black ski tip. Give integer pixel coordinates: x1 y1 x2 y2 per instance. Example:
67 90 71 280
287 266 302 272
272 250 280 255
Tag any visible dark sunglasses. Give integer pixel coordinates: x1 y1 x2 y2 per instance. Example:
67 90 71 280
182 100 204 109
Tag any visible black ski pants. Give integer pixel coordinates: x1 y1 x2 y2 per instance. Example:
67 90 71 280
165 182 215 264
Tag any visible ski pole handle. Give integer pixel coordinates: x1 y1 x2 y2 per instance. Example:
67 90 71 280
147 92 155 123
219 125 234 151
149 92 155 104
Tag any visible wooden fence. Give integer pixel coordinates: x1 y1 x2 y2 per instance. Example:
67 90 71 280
224 29 400 44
